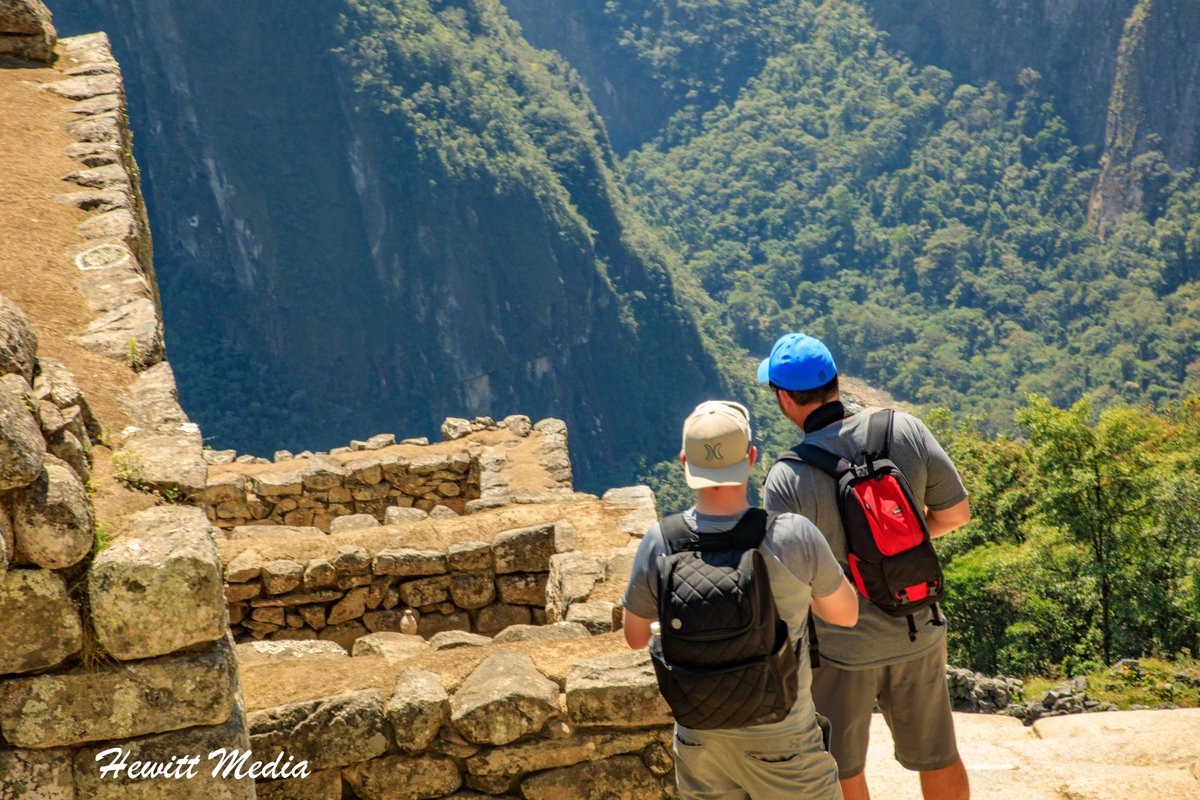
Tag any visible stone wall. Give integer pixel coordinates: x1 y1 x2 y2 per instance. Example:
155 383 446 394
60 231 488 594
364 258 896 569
0 289 250 799
0 26 251 798
225 520 579 648
204 414 574 535
0 0 55 61
244 643 677 800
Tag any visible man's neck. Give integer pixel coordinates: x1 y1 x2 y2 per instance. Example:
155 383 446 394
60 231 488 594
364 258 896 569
801 399 847 433
694 487 751 517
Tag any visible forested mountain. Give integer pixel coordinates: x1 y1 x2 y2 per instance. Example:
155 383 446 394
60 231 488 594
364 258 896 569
43 0 1200 670
47 0 722 490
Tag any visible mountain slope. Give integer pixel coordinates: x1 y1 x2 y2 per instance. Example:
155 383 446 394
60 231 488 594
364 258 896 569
47 0 722 489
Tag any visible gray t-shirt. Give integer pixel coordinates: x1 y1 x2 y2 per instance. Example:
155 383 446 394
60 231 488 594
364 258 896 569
763 409 967 670
622 506 844 727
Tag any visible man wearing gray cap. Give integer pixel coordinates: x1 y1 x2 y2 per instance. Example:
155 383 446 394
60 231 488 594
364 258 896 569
757 333 972 800
622 400 858 799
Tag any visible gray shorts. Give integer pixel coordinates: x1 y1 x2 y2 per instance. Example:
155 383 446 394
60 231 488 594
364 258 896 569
673 700 842 800
811 639 959 778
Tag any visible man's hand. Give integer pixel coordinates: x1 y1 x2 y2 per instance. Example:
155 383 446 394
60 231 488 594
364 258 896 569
810 576 859 627
623 609 654 649
926 497 970 538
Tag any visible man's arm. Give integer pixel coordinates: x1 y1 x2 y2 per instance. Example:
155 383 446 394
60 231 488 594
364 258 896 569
623 609 654 649
926 496 970 538
810 576 859 627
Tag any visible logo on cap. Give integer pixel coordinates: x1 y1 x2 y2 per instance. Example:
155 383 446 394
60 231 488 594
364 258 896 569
704 443 723 461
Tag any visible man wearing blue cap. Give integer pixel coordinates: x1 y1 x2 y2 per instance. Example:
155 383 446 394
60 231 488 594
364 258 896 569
757 333 972 800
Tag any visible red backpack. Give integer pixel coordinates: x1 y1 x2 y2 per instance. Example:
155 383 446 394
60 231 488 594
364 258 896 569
779 409 945 644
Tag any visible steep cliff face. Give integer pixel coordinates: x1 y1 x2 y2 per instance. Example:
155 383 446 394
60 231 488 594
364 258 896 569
862 0 1200 175
47 0 721 489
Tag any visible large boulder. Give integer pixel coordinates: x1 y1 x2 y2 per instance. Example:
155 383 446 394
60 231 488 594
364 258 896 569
451 651 560 745
0 294 37 381
565 650 672 729
0 638 237 748
77 298 162 369
0 569 82 675
0 374 45 491
248 689 389 771
10 458 93 570
545 552 606 622
387 669 450 751
492 621 591 644
116 427 207 500
352 632 428 661
491 523 561 574
89 506 225 660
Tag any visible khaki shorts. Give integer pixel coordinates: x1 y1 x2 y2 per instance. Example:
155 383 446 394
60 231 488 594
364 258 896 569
673 700 842 800
811 640 959 778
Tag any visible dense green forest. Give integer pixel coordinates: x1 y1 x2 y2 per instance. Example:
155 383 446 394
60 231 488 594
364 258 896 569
567 1 1200 675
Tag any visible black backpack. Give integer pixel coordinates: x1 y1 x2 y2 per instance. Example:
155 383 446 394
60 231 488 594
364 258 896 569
650 508 800 730
779 409 945 643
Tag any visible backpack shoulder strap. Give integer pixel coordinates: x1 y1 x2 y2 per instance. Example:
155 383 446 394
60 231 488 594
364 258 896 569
659 513 695 554
780 442 849 478
866 409 895 460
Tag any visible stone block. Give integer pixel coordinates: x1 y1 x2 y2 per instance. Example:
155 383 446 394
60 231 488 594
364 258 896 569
451 651 560 745
449 571 495 609
331 513 376 532
362 609 415 633
229 525 324 541
492 523 562 574
235 639 349 667
261 560 304 595
546 552 606 622
495 572 547 605
346 456 383 485
0 569 81 675
224 548 262 582
566 650 672 729
90 506 225 660
318 621 367 651
373 548 447 577
11 459 92 570
249 589 342 608
343 754 462 800
602 486 659 538
428 630 491 650
256 768 342 800
248 690 388 771
520 754 659 800
384 505 428 525
466 729 664 778
475 603 531 635
492 621 591 645
117 428 206 500
398 575 451 608
0 374 45 492
429 504 459 518
0 291 37 383
352 632 427 659
327 586 368 625
225 582 261 602
387 668 450 751
304 558 337 588
0 637 237 748
303 456 347 491
206 471 246 504
333 543 370 575
250 470 303 497
567 600 618 634
72 703 255 800
417 611 471 638
63 110 121 144
447 541 491 572
0 747 74 800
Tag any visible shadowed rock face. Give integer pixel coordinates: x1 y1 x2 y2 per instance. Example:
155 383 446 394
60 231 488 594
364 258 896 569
45 0 721 491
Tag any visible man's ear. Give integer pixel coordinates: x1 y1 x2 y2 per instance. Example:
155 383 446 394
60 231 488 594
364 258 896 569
747 445 758 470
679 450 687 469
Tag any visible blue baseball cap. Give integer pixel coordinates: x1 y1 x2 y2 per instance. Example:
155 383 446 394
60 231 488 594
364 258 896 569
756 333 837 391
